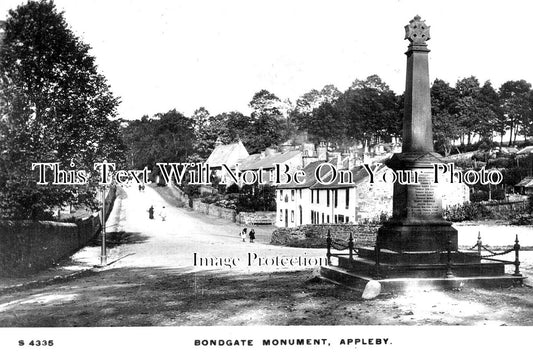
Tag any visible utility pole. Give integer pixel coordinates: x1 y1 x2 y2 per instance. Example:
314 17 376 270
100 186 107 266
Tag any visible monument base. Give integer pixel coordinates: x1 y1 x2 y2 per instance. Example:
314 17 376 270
320 249 526 295
320 265 526 293
377 221 458 252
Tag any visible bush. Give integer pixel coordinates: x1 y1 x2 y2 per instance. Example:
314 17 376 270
444 202 493 222
226 184 240 194
510 214 533 225
236 184 276 213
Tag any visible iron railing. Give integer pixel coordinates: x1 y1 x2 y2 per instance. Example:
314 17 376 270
325 229 522 279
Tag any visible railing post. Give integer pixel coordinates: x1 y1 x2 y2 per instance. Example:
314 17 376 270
477 231 482 256
326 229 332 265
513 234 521 277
348 232 354 260
446 239 454 278
374 241 381 279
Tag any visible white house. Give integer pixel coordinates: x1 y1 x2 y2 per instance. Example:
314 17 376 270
275 162 470 228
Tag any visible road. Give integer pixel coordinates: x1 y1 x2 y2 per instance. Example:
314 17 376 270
0 185 326 326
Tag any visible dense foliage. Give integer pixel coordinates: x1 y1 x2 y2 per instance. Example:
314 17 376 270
0 0 125 219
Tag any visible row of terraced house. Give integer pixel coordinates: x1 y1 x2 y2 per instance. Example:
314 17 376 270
204 139 470 227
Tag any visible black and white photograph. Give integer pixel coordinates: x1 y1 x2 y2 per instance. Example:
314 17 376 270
0 0 532 355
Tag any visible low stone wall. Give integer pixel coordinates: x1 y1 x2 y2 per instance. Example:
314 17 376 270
192 199 237 222
0 186 116 277
236 211 276 225
481 200 528 213
271 224 379 248
168 183 190 207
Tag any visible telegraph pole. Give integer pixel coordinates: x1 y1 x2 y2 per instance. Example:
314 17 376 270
100 185 107 266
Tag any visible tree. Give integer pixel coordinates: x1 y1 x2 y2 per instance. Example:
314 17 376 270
431 79 460 156
299 102 345 144
478 81 503 146
337 75 401 145
291 84 342 143
248 90 285 153
499 80 532 145
122 110 195 170
0 0 125 219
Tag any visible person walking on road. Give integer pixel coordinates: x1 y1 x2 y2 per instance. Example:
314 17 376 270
148 205 154 219
160 206 167 221
240 228 247 242
249 229 256 243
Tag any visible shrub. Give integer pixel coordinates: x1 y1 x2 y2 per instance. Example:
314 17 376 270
444 202 493 222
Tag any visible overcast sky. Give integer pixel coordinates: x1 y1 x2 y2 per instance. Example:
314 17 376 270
1 0 532 120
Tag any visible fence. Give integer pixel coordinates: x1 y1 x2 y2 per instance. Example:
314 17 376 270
325 229 522 279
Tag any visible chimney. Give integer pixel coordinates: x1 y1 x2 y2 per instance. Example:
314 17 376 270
336 152 343 170
265 147 277 156
348 148 356 170
317 142 327 161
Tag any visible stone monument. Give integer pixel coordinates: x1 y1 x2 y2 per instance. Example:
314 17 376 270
376 15 458 254
321 16 525 290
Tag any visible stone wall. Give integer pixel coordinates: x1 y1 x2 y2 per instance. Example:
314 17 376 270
168 183 190 207
0 186 116 277
271 224 379 248
192 199 237 222
481 200 528 213
236 211 276 225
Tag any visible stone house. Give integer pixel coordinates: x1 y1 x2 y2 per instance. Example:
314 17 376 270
515 177 533 195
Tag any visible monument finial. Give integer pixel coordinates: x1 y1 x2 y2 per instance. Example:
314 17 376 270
404 15 430 45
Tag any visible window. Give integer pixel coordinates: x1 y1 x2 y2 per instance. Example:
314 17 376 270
334 215 338 223
311 210 314 224
311 190 314 203
291 210 294 222
279 190 283 200
291 190 295 201
299 189 302 199
279 209 282 221
334 190 338 208
327 215 330 223
339 214 345 223
326 190 330 207
317 190 320 204
321 213 324 224
345 216 349 223
345 188 350 208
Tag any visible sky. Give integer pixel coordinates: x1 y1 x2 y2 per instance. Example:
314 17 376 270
1 0 532 120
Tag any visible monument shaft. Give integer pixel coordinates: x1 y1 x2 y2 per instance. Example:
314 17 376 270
403 45 433 152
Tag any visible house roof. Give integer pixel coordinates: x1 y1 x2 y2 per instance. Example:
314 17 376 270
277 160 326 189
239 150 301 171
205 141 248 168
517 146 533 155
311 164 385 189
515 177 533 187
